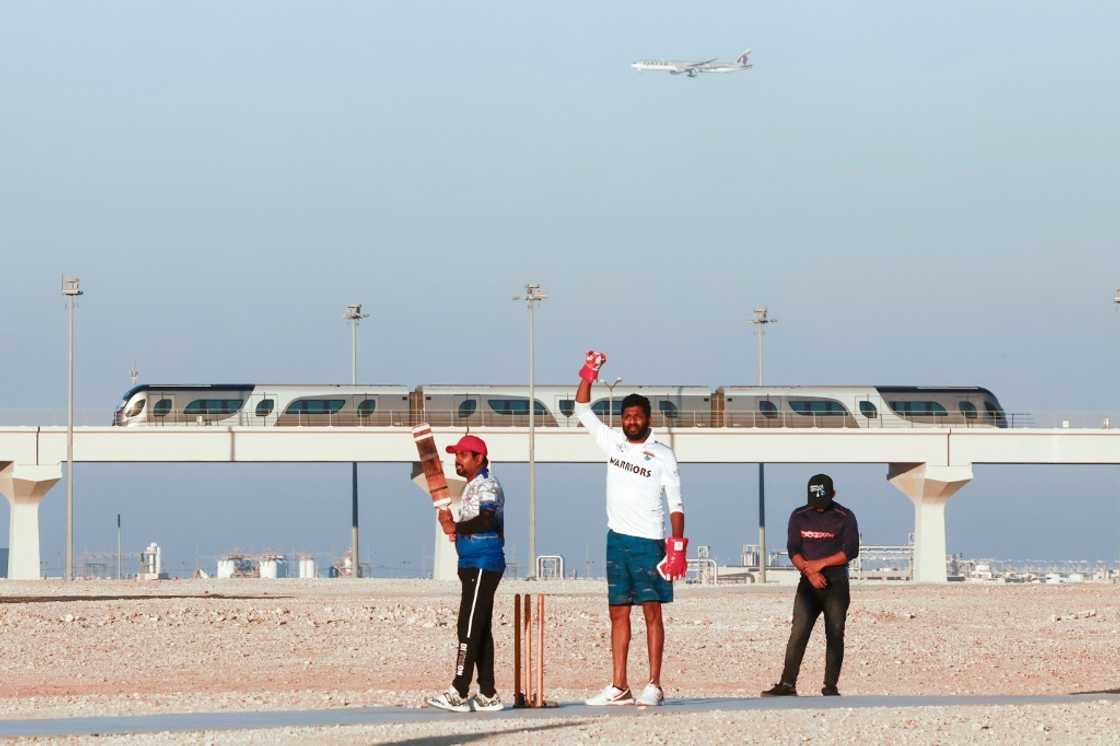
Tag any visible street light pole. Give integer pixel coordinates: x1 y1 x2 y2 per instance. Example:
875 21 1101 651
606 377 623 427
513 283 547 579
343 303 370 577
751 305 777 583
62 276 82 581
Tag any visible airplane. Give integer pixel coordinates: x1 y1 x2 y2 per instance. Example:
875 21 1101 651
631 49 752 78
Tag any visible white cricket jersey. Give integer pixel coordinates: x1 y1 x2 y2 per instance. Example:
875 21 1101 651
575 401 683 540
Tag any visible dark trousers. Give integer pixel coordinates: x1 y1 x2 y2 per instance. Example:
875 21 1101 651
780 568 850 689
452 567 503 698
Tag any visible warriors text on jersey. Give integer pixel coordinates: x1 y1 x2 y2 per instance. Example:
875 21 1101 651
575 402 683 540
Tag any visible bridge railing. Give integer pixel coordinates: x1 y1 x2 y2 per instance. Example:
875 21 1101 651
1 409 1116 430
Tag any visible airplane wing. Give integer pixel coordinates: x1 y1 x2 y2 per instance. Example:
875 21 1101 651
685 58 718 69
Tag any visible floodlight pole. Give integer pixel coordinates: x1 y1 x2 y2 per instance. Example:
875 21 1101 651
514 283 547 579
62 276 82 581
343 303 370 577
751 306 776 583
116 513 122 580
606 377 623 427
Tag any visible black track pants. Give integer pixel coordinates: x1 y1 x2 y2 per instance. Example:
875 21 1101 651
779 568 851 689
451 567 503 698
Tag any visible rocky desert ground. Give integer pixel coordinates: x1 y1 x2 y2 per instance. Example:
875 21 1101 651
0 577 1117 744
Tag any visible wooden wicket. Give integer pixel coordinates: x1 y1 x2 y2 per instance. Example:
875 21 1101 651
513 593 547 708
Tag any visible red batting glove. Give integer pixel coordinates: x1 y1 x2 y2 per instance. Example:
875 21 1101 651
657 537 689 581
579 350 607 383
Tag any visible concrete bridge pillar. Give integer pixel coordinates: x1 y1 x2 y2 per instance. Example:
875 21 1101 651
0 462 62 579
887 462 973 583
410 461 466 581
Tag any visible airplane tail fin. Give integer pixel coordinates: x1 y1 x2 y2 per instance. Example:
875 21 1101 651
736 48 751 66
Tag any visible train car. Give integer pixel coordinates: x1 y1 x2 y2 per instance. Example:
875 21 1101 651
114 383 1005 430
113 384 412 427
410 385 713 428
712 386 1007 428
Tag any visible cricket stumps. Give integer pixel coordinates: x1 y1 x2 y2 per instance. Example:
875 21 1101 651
513 593 549 708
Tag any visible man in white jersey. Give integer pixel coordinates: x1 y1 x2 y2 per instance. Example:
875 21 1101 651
575 351 688 707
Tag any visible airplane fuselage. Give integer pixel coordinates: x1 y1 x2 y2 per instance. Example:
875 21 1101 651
631 49 752 78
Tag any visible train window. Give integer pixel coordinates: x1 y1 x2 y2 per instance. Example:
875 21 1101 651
859 401 878 418
488 398 547 416
559 399 575 417
592 400 623 417
284 399 345 415
789 400 849 416
357 399 377 415
124 399 146 417
758 400 778 418
889 401 948 417
255 400 275 417
184 399 244 415
153 399 172 417
658 401 679 418
959 401 978 419
458 400 478 418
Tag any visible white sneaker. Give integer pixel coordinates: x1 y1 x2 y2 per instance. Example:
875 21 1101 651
634 682 664 706
472 691 504 712
585 684 634 706
425 687 471 713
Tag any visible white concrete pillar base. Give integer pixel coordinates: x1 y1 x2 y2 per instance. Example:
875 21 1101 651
0 462 62 580
887 462 973 583
410 461 465 581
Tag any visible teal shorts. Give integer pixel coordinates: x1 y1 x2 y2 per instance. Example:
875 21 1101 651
606 530 674 606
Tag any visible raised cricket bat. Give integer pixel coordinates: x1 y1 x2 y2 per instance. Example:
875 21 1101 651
412 424 456 541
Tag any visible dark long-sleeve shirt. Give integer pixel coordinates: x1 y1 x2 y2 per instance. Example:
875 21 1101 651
457 508 498 536
786 502 859 562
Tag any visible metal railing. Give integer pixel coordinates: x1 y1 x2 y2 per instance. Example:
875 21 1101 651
686 558 719 585
2 408 1118 430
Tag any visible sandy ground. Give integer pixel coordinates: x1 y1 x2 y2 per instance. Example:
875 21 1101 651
0 578 1117 743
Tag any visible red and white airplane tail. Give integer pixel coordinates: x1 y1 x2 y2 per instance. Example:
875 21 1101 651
736 49 752 66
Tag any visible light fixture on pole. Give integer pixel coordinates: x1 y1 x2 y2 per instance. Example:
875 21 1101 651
343 303 370 577
605 377 624 427
62 275 83 581
750 305 777 583
513 283 547 579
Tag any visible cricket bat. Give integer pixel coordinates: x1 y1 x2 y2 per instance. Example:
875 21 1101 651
412 424 457 541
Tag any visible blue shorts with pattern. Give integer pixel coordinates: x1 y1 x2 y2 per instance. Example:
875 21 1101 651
606 530 673 606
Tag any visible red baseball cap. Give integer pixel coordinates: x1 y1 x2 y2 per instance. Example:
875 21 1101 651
445 434 488 457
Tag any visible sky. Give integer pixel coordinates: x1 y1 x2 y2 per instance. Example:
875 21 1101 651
1 1 1118 576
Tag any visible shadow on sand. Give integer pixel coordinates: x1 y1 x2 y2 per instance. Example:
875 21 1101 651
0 594 291 604
383 720 590 746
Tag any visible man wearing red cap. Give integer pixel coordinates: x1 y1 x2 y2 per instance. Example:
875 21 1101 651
426 434 507 713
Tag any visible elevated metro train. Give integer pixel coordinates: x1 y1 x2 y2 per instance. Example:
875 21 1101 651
113 384 1008 429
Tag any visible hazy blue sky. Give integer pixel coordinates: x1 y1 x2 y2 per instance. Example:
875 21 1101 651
2 1 1118 575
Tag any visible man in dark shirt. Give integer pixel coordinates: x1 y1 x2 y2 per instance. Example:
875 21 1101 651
762 473 859 697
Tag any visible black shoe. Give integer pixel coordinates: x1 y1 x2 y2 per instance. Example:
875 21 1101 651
761 682 798 697
821 686 840 696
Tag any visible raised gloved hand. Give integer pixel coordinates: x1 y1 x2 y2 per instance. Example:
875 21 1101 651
579 350 607 383
436 507 456 542
657 536 689 581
